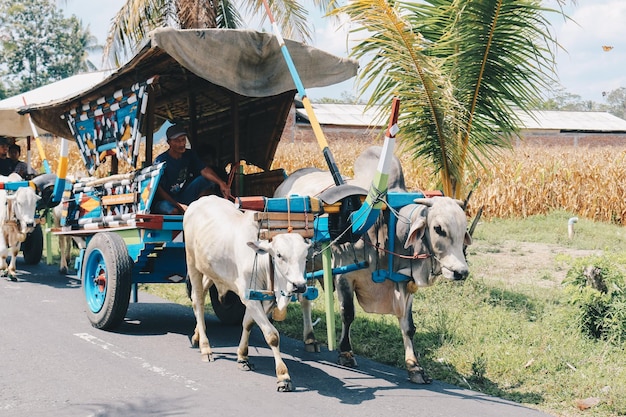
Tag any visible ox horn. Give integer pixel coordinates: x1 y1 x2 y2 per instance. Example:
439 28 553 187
413 198 433 207
468 205 483 238
462 178 481 211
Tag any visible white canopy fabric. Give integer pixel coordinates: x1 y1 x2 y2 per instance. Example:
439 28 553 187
0 70 113 138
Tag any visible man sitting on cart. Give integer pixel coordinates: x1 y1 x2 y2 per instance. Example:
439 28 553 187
153 124 232 215
0 136 14 176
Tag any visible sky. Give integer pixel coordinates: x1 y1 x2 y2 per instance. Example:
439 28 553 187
59 0 626 103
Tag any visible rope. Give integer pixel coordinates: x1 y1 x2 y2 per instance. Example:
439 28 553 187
286 196 292 233
362 238 431 260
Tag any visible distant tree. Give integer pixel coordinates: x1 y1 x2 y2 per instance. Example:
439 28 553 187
314 91 366 104
74 20 103 72
0 0 93 94
537 88 593 111
601 87 626 120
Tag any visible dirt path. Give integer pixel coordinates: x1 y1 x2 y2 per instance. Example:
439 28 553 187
468 240 602 288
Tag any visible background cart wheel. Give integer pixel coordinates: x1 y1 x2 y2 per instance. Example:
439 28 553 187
82 232 132 330
209 284 246 325
21 224 43 265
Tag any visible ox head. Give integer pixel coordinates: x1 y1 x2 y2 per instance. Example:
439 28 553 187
397 197 471 286
8 186 41 235
247 234 311 313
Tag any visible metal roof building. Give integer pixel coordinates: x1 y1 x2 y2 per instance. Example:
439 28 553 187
288 104 626 146
515 110 626 132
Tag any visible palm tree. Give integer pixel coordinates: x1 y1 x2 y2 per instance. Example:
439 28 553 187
103 0 336 67
334 0 566 199
74 20 103 72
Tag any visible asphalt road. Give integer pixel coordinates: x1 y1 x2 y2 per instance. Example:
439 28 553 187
1 259 554 417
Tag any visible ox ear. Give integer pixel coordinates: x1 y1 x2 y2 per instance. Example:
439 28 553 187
464 231 473 246
405 217 427 251
247 240 271 255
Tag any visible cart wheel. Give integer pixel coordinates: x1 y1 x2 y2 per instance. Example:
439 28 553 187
82 232 132 330
21 224 43 265
209 284 245 325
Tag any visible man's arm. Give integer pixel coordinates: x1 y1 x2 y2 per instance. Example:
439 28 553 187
156 185 186 213
200 166 232 200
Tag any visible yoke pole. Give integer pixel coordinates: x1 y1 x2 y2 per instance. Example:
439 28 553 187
260 0 344 186
21 97 51 175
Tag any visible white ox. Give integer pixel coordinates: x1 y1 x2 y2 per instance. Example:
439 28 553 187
274 146 471 384
52 203 86 274
0 174 41 280
184 195 311 392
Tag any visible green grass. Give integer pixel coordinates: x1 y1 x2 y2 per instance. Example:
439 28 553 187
119 211 626 417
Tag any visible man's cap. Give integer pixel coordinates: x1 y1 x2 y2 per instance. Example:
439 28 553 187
166 124 187 140
0 136 11 146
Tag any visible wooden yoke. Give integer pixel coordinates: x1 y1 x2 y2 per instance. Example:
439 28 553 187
255 212 314 240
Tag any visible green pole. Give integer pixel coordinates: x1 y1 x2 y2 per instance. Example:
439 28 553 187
45 211 53 265
322 242 335 351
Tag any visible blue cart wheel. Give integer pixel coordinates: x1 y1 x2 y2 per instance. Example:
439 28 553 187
82 232 132 330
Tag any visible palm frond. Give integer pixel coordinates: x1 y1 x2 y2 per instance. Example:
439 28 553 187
334 0 466 195
388 0 562 196
246 0 312 42
216 0 244 29
103 0 174 67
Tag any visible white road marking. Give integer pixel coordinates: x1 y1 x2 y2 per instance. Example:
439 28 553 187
74 333 200 391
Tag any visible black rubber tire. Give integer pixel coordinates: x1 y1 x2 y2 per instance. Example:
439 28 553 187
21 224 43 265
82 232 133 330
209 284 246 326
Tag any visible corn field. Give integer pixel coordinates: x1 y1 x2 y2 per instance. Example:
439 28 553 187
275 141 626 224
27 138 626 224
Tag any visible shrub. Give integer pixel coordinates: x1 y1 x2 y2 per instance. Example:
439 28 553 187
564 256 626 344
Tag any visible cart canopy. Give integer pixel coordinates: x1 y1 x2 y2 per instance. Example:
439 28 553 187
23 28 359 171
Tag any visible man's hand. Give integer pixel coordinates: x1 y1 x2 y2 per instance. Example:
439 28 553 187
219 182 233 200
177 202 188 213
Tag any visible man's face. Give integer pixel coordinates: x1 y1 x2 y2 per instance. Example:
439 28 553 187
0 144 8 156
168 135 188 154
9 148 19 160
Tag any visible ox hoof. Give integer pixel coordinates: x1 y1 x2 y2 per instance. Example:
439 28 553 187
190 338 199 349
276 379 293 392
201 353 214 362
59 267 68 275
237 360 255 371
338 351 358 368
408 367 432 384
304 340 321 353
